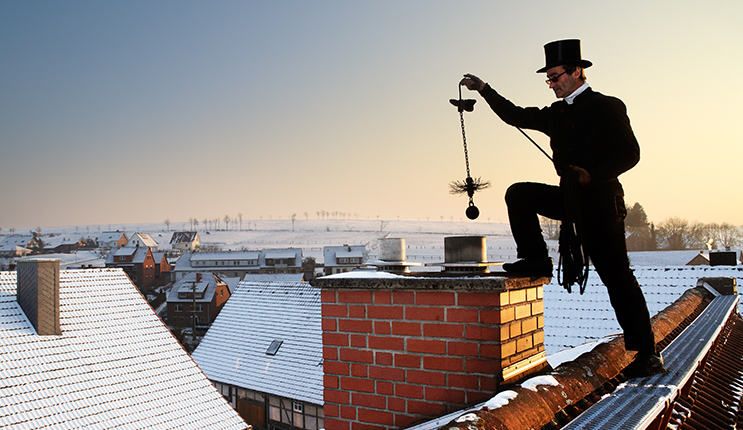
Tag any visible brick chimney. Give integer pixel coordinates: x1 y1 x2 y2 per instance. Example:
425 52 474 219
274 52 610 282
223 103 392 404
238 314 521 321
17 259 61 336
313 237 549 429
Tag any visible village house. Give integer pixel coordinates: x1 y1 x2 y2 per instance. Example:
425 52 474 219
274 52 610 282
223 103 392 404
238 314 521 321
41 237 85 254
125 232 159 251
172 248 304 281
166 272 231 327
169 231 201 252
153 250 173 285
0 235 42 255
191 280 323 430
323 244 368 275
0 259 248 429
105 246 156 289
97 230 128 249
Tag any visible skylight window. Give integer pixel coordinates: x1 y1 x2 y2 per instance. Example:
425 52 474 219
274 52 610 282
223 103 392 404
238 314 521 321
266 340 283 356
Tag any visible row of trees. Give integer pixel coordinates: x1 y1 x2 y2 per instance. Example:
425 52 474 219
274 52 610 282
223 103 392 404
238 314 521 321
541 203 742 251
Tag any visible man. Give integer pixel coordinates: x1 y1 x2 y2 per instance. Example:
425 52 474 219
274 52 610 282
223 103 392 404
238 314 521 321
460 39 664 377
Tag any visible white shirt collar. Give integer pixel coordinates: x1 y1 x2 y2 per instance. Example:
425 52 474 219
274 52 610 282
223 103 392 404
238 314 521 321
564 81 590 105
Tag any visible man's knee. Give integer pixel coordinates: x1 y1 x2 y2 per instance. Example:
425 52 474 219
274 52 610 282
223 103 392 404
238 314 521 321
505 182 529 206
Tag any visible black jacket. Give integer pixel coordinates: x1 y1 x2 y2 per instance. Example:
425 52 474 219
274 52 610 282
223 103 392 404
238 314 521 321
479 85 640 196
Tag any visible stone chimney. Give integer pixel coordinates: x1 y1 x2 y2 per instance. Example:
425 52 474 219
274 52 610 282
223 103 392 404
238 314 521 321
313 236 548 429
17 259 61 336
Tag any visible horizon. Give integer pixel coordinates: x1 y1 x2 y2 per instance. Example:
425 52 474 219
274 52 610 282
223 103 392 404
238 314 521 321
2 1 742 228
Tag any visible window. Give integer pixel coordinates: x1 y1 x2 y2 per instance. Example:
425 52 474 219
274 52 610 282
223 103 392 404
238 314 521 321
266 339 283 356
174 304 183 312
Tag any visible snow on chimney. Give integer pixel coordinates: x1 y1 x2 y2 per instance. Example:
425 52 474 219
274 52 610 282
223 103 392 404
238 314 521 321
17 259 61 336
313 236 549 429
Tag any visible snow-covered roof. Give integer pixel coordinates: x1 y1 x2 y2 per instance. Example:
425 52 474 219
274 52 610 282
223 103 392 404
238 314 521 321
97 231 126 243
323 245 367 266
190 251 260 262
0 236 36 248
0 268 247 429
168 272 219 303
126 232 158 248
191 280 323 405
544 265 743 355
264 249 301 260
169 231 198 245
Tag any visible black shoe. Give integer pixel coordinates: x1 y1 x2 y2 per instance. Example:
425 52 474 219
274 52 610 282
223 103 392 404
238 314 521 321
623 352 666 378
502 258 553 278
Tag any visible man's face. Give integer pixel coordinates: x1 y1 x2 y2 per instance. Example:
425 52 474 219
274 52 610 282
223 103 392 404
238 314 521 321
546 65 583 99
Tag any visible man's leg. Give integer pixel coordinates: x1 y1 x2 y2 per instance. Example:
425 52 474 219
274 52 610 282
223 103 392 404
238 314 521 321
503 182 562 275
505 182 563 260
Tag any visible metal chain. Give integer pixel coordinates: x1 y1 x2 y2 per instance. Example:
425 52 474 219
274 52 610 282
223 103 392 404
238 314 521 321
458 85 472 179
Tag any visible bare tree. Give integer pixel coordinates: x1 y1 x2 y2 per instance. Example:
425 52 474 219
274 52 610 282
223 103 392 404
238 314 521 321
657 217 690 250
238 213 243 231
164 219 171 231
223 215 231 230
539 216 560 240
291 213 297 231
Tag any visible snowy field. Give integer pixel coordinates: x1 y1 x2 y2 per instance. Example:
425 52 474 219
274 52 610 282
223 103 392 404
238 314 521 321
24 219 527 268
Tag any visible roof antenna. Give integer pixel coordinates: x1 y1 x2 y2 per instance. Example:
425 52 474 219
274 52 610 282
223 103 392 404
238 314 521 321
449 83 490 220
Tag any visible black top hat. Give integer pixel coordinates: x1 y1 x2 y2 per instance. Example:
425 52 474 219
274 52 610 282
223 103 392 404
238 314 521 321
536 39 592 73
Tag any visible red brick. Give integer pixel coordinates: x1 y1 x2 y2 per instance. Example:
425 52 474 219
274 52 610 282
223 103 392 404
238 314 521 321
374 291 392 304
447 341 479 357
391 321 421 336
374 321 391 335
458 292 502 307
325 389 350 404
323 304 348 318
350 334 367 348
447 308 479 323
416 291 455 306
422 322 464 338
368 305 404 319
407 369 446 386
341 377 375 393
376 380 394 395
368 335 404 351
423 356 463 372
395 383 424 399
479 309 507 324
405 306 444 321
351 363 368 377
388 398 406 412
480 375 497 391
349 305 366 318
425 387 466 404
324 361 349 376
339 290 372 303
448 373 479 389
324 418 350 430
357 408 395 426
394 353 421 368
375 352 393 365
480 343 503 359
465 325 499 341
369 365 404 382
340 348 374 364
352 392 387 409
407 400 446 417
465 358 499 375
321 290 337 303
407 338 446 355
322 318 337 331
324 375 339 389
324 332 349 347
341 405 357 420
339 319 373 333
324 347 338 360
325 403 339 418
393 291 415 304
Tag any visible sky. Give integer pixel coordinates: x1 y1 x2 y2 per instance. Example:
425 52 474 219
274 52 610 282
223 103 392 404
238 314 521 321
1 0 742 230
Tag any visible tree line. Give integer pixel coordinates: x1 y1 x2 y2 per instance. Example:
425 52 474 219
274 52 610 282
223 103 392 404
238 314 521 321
540 203 742 251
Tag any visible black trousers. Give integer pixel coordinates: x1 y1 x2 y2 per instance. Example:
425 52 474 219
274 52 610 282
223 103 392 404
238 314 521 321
505 182 656 354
